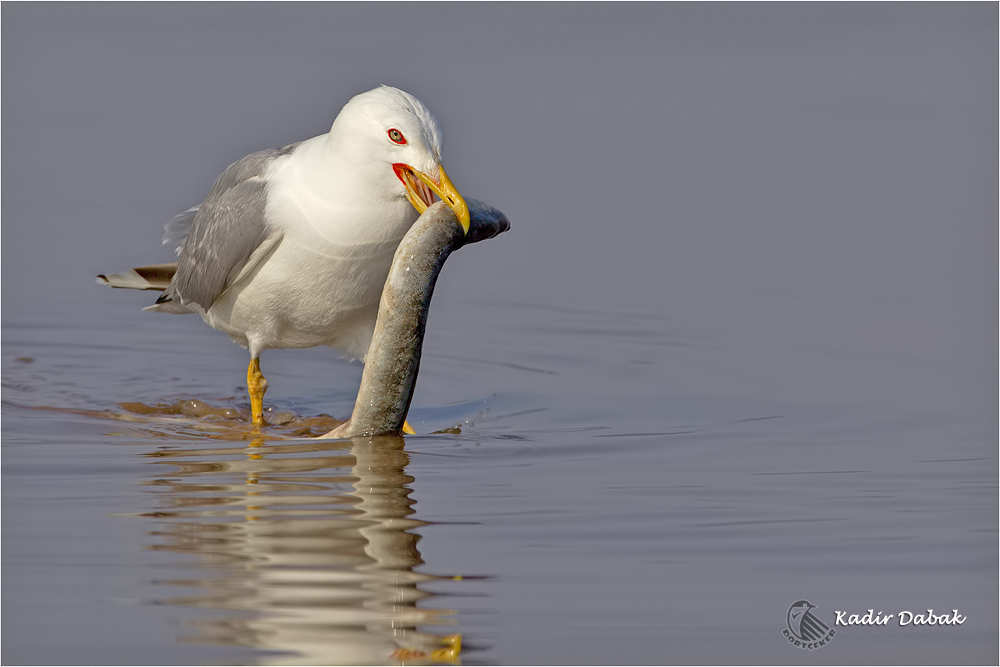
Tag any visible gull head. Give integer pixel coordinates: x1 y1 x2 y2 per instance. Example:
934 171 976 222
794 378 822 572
329 85 469 233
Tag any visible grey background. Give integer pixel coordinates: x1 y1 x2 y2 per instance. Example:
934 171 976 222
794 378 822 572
3 3 997 665
4 4 996 418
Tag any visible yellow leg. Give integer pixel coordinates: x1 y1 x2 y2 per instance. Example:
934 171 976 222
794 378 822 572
402 419 416 435
391 634 461 663
430 634 462 662
247 358 268 426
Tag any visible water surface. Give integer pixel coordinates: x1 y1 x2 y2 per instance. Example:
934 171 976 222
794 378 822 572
3 4 997 665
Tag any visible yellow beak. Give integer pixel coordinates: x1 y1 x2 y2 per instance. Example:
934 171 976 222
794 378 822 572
393 163 470 234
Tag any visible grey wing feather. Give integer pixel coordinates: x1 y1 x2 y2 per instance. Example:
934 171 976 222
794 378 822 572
157 142 299 311
163 207 199 253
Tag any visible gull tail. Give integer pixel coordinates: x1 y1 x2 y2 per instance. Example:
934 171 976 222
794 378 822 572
97 263 177 291
98 263 194 314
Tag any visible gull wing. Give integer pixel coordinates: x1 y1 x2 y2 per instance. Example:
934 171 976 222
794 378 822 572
154 143 298 312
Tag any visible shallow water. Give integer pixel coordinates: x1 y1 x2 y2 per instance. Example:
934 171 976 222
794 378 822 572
3 4 998 665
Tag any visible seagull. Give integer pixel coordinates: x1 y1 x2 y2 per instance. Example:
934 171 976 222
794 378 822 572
100 86 470 428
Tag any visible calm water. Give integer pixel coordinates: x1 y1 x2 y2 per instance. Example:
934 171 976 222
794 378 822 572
3 5 997 665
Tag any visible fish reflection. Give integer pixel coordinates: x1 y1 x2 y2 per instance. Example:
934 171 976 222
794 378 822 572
140 436 464 665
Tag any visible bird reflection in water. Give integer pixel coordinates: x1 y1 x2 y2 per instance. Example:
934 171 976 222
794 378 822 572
139 435 466 665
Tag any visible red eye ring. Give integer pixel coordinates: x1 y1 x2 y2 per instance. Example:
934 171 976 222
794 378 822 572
388 128 407 145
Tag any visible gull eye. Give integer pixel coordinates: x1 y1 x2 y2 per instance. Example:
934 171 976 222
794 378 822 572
388 128 407 145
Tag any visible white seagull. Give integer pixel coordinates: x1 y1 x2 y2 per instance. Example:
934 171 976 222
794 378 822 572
101 86 469 427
